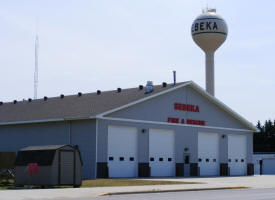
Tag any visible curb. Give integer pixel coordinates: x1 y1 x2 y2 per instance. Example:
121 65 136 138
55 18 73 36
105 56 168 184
97 186 248 196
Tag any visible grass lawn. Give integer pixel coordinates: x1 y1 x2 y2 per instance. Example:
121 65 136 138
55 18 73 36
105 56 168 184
0 179 200 190
81 179 200 188
0 179 14 190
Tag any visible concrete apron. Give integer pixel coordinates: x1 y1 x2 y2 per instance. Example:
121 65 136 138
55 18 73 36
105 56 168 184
1 175 275 200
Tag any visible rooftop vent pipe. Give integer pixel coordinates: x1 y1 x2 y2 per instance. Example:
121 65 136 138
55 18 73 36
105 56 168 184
117 88 122 93
28 98 32 102
173 71 176 85
162 82 167 87
60 94 64 99
139 85 143 90
13 100 17 104
97 90 101 95
145 81 154 94
44 96 48 101
0 102 3 105
78 92 82 97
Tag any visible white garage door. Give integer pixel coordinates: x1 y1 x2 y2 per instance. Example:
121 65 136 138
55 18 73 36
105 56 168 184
228 134 247 176
263 159 275 174
149 129 175 177
108 126 138 178
198 132 219 176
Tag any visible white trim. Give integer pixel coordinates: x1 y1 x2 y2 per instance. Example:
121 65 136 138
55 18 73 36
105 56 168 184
0 82 257 132
97 82 191 117
0 116 97 126
188 81 258 132
98 117 253 133
96 81 257 132
0 118 65 126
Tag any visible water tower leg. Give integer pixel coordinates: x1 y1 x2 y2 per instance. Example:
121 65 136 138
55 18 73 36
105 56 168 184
205 52 215 96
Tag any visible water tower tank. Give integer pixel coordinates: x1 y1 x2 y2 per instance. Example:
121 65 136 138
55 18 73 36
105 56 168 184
191 8 228 96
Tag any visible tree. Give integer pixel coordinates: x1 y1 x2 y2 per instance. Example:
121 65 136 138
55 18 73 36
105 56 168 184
254 119 275 152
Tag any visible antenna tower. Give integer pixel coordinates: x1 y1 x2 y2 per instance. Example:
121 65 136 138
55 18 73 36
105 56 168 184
34 34 39 99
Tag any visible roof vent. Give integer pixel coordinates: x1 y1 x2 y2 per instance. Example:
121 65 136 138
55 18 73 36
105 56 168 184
97 90 101 95
139 85 143 90
78 92 82 97
0 102 3 105
44 96 48 101
145 81 154 94
60 94 64 99
28 98 32 102
162 82 167 87
13 100 17 104
117 88 122 93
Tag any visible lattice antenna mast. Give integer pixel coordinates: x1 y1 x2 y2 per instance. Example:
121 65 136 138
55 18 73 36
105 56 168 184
34 34 39 99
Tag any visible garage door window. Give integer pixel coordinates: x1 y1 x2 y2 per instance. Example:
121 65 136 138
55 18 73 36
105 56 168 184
109 156 114 161
119 157 124 161
198 158 202 162
150 157 154 161
235 159 238 162
213 159 216 162
159 158 163 161
228 159 231 162
241 159 244 162
206 158 209 162
168 158 172 162
130 157 134 161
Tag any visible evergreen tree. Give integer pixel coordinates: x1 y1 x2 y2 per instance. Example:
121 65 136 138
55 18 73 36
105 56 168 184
254 119 275 152
256 120 263 133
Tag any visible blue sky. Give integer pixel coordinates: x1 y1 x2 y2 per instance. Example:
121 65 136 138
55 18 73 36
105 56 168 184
0 0 274 125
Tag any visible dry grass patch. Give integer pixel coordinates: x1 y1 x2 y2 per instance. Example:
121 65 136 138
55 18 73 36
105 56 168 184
81 179 199 188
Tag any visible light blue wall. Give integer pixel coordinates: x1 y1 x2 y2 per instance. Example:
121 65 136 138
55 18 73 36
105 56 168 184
0 122 69 151
71 120 96 179
107 85 249 130
0 120 97 179
97 119 253 164
102 85 253 164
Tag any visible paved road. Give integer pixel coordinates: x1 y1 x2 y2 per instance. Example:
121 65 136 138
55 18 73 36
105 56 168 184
88 188 275 200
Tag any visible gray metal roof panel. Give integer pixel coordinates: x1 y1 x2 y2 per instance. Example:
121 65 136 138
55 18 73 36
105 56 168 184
0 82 184 123
20 144 70 151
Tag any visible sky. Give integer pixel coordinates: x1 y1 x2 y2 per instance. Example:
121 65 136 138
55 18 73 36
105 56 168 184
0 0 275 125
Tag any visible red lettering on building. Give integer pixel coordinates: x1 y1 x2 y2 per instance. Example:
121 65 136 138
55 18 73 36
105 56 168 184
167 118 205 126
174 103 200 113
168 117 179 123
186 119 205 126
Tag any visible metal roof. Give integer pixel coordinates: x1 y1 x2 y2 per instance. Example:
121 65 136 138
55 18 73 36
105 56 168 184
0 81 257 131
0 82 183 124
20 144 71 151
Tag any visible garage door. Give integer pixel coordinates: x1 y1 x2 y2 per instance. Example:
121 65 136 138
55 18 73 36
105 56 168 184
149 129 175 177
198 132 219 176
263 159 275 174
108 126 138 178
228 134 247 176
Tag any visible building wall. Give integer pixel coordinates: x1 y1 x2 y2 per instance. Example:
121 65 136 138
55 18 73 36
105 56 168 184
100 85 253 167
0 122 69 151
97 119 253 166
107 85 249 130
0 120 96 179
71 120 96 179
253 153 275 174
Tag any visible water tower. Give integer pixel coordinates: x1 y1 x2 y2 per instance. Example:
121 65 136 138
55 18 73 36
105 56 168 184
191 8 228 96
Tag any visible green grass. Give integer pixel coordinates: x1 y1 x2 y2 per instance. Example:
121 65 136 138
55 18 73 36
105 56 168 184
0 179 200 190
80 179 199 188
0 179 14 190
